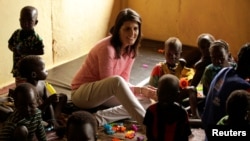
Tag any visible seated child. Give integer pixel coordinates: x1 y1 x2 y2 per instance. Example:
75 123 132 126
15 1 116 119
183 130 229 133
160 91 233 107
201 39 237 96
144 74 192 141
191 33 215 87
149 37 199 118
214 90 250 141
66 111 97 141
149 37 194 87
217 89 250 126
0 83 47 141
16 55 67 131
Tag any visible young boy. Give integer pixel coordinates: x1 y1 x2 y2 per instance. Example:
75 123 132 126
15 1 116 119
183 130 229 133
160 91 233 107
217 89 250 126
191 33 215 87
8 6 44 85
0 83 47 141
144 74 192 141
149 37 194 87
66 111 98 141
215 90 250 141
17 55 67 131
149 37 199 118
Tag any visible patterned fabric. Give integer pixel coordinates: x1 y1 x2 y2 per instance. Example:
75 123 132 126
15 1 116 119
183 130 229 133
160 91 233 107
143 103 191 141
0 108 47 141
8 29 44 77
149 61 195 87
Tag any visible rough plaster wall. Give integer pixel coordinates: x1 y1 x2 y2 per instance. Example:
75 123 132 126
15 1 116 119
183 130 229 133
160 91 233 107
51 0 114 66
128 0 250 59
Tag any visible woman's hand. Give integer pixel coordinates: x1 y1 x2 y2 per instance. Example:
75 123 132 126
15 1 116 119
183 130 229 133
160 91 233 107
141 85 158 101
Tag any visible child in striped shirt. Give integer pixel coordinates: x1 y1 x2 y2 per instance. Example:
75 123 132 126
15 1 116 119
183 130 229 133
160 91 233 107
0 83 47 141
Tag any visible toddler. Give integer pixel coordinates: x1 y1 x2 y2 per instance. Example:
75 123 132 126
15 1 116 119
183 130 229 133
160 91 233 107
191 33 215 87
144 74 191 141
149 37 199 118
149 37 194 87
8 6 44 85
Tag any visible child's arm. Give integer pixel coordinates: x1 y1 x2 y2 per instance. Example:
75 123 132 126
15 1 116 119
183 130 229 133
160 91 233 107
42 85 55 116
8 44 15 52
8 30 19 52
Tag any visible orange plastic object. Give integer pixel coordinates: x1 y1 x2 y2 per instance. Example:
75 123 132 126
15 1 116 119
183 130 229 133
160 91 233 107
112 138 122 141
179 77 189 89
125 130 135 139
113 125 126 132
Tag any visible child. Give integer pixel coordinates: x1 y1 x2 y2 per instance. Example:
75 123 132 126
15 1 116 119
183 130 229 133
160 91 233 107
0 83 47 141
191 33 215 87
201 40 237 96
8 6 44 85
144 74 192 141
66 111 97 141
214 90 250 141
17 55 67 131
217 89 250 126
149 37 194 87
149 37 199 118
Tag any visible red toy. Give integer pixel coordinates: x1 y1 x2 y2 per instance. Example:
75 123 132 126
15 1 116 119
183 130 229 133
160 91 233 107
179 77 189 89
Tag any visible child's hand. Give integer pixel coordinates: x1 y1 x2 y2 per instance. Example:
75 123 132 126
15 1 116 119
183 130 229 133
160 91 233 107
48 94 60 103
180 86 197 95
48 93 67 104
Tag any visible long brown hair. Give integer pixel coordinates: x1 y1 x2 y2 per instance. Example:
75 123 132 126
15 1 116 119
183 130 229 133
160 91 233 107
110 8 142 59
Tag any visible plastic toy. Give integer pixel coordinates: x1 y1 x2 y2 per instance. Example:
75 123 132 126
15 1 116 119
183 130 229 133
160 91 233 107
179 77 189 89
131 124 138 132
104 124 115 135
45 82 56 95
112 138 122 141
137 136 144 141
158 49 164 53
125 130 135 139
142 64 148 68
113 124 126 132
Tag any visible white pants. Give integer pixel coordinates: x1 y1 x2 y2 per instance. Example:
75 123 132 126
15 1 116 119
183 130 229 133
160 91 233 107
94 96 153 126
71 75 153 126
